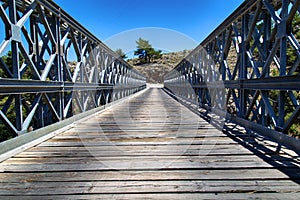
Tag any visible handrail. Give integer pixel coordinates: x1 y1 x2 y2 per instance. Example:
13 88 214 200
164 0 300 153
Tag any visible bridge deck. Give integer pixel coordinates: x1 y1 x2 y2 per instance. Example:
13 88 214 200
0 87 299 199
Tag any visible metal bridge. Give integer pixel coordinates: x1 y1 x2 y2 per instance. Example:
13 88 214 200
0 0 300 198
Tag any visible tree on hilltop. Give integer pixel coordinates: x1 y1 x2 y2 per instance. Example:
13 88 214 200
115 48 127 59
134 38 162 64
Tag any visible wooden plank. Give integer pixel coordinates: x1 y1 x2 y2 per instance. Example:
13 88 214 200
48 134 231 141
36 139 240 147
1 161 298 172
14 144 263 158
0 193 299 200
15 146 253 152
1 169 299 182
4 155 285 165
0 180 299 195
14 149 256 157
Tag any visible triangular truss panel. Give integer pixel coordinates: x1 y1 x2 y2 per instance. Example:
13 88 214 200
0 0 146 139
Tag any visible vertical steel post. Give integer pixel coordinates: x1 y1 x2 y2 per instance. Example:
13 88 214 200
262 12 272 127
56 9 64 121
239 14 249 118
9 0 22 133
278 0 289 130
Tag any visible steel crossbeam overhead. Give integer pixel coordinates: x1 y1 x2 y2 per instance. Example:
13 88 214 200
0 0 146 136
164 0 300 153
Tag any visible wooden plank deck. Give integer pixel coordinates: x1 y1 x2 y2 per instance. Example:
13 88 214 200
0 87 300 199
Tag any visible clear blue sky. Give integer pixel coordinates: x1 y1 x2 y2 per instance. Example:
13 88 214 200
2 0 244 57
53 0 244 53
53 0 244 40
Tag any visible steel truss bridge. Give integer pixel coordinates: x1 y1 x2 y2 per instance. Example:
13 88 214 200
0 0 300 198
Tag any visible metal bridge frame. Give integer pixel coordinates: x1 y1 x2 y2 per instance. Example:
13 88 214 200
165 0 300 153
0 0 146 136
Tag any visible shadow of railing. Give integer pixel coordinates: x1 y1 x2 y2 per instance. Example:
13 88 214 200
163 87 300 184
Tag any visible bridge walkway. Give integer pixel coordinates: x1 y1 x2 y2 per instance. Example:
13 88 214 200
0 87 299 199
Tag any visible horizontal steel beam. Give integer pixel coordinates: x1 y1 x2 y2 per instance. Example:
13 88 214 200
187 75 300 90
0 79 145 94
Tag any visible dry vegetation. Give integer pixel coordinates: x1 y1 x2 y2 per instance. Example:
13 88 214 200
127 50 191 83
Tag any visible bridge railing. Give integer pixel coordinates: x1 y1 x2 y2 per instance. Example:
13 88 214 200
164 0 300 153
0 0 146 139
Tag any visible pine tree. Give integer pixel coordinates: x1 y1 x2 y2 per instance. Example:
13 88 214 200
115 49 127 59
134 38 161 63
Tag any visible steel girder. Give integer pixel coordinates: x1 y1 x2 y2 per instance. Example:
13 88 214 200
164 0 300 153
0 0 146 136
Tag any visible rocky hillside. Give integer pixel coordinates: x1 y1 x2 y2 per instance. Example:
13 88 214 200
127 50 191 83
